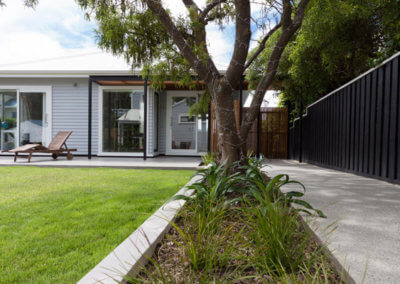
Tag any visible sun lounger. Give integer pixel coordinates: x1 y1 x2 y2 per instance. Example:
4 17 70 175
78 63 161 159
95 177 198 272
4 131 77 162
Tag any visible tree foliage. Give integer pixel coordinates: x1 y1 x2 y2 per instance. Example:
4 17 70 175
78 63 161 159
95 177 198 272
247 0 400 121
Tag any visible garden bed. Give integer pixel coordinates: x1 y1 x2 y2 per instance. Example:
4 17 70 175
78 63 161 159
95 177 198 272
131 159 345 283
136 208 342 283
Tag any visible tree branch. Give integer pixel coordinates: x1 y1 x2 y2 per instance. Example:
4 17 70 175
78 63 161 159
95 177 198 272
293 0 310 27
181 0 200 13
244 23 281 70
281 0 293 29
199 0 226 22
240 0 310 139
145 0 219 82
225 0 251 87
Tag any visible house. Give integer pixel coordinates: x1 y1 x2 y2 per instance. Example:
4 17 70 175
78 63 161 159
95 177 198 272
0 70 249 159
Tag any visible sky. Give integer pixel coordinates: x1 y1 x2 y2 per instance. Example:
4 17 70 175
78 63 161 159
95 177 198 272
0 0 279 104
0 0 128 70
0 0 241 70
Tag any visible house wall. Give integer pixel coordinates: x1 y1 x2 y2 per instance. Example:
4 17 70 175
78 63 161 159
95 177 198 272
1 77 246 157
0 78 98 155
0 78 162 157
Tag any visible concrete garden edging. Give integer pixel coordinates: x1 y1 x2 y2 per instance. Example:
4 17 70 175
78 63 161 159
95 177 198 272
78 176 199 284
298 217 356 284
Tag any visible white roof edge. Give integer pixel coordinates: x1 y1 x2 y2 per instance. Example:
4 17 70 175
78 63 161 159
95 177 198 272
291 51 400 126
0 69 140 78
0 69 229 78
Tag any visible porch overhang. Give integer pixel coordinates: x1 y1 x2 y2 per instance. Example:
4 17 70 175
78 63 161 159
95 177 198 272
90 75 251 90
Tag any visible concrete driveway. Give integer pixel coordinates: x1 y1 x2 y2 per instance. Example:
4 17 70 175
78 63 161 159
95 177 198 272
265 159 400 284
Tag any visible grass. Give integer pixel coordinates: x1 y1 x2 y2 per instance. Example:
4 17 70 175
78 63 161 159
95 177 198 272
0 167 193 284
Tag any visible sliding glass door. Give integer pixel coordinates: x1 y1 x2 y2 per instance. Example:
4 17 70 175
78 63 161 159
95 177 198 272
102 89 145 153
166 92 208 155
0 87 51 152
19 92 45 146
0 90 17 151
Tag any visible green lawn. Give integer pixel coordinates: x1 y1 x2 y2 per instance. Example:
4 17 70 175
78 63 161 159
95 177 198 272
0 167 192 284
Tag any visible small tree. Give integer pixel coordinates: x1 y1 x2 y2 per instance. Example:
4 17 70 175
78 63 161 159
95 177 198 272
86 1 310 164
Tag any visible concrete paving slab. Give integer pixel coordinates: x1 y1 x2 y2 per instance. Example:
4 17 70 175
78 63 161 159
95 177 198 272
0 156 201 170
265 159 400 284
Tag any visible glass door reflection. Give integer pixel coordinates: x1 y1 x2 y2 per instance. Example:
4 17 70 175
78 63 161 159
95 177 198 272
0 90 18 151
19 92 45 146
102 90 145 153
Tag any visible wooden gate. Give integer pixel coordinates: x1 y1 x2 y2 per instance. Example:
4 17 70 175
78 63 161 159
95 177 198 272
210 102 288 158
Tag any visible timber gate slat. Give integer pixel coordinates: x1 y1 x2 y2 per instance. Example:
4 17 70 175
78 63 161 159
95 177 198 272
209 102 288 159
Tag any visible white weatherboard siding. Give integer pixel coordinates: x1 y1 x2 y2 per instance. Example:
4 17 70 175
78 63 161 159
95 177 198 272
52 80 98 155
0 78 98 155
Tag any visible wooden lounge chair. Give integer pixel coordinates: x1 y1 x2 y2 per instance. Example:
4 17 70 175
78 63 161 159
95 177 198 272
5 131 77 162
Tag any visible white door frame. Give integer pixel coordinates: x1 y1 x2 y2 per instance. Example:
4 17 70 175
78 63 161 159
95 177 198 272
98 85 151 157
166 91 199 156
0 85 52 149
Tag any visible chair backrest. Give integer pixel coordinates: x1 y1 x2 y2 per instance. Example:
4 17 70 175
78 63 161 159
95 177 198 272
48 131 72 150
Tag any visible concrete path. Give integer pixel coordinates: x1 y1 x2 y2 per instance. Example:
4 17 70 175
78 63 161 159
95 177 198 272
266 159 400 284
0 156 201 170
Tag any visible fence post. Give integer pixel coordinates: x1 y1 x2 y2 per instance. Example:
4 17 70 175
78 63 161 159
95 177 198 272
299 98 303 163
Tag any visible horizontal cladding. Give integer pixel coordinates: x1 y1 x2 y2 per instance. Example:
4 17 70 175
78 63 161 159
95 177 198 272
0 78 98 155
53 82 98 155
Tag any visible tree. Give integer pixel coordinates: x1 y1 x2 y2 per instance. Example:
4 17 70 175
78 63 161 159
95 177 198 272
76 0 310 165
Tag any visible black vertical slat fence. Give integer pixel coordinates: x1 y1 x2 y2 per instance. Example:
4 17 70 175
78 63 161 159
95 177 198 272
289 53 400 184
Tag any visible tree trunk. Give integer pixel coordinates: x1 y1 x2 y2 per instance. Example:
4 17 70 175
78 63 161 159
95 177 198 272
209 80 242 165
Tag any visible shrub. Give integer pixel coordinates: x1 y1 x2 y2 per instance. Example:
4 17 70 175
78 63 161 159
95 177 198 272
238 156 326 218
201 152 215 166
170 161 242 213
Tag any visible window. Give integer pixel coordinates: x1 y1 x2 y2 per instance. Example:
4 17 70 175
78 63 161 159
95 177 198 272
179 114 195 124
102 89 144 153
